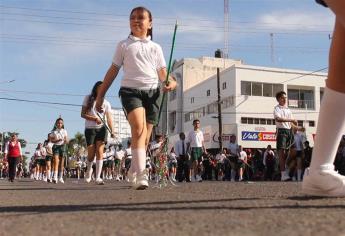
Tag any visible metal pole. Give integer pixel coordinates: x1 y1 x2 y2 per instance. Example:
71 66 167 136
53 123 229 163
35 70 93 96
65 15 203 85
215 49 223 151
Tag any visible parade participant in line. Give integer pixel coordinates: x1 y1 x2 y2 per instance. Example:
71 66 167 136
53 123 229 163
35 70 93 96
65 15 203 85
51 118 68 184
115 144 125 181
168 147 178 182
123 139 132 182
186 119 207 182
302 0 345 197
44 134 54 182
274 91 303 181
4 134 22 182
35 143 46 181
81 81 114 185
95 6 177 190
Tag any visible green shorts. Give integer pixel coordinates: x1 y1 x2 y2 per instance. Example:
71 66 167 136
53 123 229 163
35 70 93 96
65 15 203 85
37 159 46 166
119 86 162 125
191 147 203 162
276 128 294 150
45 155 53 162
85 126 108 146
115 159 121 167
53 144 66 157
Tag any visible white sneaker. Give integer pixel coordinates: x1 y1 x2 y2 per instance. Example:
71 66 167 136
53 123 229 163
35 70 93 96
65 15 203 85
128 172 136 184
302 166 345 197
96 178 105 185
196 175 203 182
281 172 291 181
116 176 120 181
133 171 148 190
59 178 64 184
85 177 92 183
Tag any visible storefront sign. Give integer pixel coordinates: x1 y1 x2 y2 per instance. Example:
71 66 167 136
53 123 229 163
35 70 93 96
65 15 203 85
242 131 276 141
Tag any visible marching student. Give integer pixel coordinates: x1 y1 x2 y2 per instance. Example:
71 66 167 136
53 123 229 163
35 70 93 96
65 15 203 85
44 134 54 182
51 118 68 184
95 6 177 189
302 0 345 196
4 134 22 182
186 119 207 182
115 144 125 181
274 91 303 181
81 81 114 185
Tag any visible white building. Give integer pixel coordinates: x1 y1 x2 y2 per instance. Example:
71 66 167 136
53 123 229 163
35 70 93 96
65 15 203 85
109 109 131 145
165 57 327 150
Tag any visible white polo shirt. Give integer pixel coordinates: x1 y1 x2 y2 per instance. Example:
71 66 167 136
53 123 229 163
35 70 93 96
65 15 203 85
187 130 204 148
112 35 166 90
52 129 68 145
82 95 112 129
274 104 293 129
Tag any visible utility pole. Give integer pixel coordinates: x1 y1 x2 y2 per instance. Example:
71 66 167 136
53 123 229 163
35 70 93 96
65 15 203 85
270 33 275 64
224 0 229 58
215 49 223 151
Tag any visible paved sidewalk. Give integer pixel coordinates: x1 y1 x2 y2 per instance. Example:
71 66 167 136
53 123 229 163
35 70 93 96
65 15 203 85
0 179 344 236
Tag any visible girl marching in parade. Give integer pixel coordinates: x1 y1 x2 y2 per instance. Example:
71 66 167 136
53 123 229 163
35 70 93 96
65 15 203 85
95 6 177 190
51 118 68 184
81 81 114 185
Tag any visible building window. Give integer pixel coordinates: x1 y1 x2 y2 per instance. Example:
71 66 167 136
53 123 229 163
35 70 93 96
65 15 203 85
273 84 284 96
260 119 266 125
298 120 304 127
288 88 315 109
241 81 251 95
241 117 248 124
263 83 273 97
222 82 227 90
247 118 254 124
320 88 324 103
252 83 262 96
191 97 194 103
206 89 211 96
267 119 272 125
309 120 315 127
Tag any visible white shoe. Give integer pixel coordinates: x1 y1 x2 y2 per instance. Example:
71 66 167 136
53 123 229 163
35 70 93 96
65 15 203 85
281 172 291 181
85 177 92 183
59 178 64 184
196 175 203 182
96 178 105 185
128 172 136 184
116 176 120 181
302 166 345 197
133 171 148 190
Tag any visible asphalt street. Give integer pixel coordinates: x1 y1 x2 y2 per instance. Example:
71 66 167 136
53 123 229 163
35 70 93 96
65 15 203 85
0 178 344 236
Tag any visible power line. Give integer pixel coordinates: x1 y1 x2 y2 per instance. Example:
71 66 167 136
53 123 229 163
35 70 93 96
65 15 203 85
281 67 328 83
0 97 320 115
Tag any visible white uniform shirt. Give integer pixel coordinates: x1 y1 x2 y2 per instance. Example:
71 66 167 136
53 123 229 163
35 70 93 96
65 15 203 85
52 129 68 145
274 104 293 129
112 35 166 90
216 153 226 163
239 150 247 161
82 96 112 129
187 130 204 148
125 148 132 159
115 149 125 161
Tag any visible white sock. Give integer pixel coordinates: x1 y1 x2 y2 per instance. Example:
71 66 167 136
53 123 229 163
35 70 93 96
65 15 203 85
53 171 58 180
310 88 345 170
47 170 51 179
136 149 147 173
130 148 138 175
86 161 93 179
297 169 302 181
96 160 103 180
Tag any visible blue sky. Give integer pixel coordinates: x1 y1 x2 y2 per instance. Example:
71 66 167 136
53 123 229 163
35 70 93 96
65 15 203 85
0 0 334 155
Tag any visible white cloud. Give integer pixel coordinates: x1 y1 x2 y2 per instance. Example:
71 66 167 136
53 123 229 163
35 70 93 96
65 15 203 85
257 10 334 31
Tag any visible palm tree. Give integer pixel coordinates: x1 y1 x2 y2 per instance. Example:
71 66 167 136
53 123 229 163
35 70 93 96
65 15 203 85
67 132 86 158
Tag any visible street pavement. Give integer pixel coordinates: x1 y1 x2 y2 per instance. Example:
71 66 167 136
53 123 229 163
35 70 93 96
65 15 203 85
0 178 344 236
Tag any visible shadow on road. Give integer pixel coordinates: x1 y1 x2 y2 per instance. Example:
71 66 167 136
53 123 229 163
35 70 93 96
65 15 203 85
1 197 344 215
